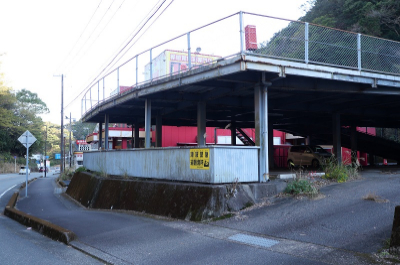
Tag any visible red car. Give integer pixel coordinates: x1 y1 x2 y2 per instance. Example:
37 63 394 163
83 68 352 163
39 167 49 172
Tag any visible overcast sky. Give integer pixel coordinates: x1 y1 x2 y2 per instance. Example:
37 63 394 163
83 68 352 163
0 0 308 125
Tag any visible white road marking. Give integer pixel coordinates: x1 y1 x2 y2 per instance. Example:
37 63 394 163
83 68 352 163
0 184 18 199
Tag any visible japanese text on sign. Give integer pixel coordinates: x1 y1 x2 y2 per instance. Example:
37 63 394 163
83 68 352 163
190 149 210 170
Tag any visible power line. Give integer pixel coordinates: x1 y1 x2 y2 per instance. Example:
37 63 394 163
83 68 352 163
55 1 103 74
106 0 175 74
64 0 172 109
62 0 117 74
64 0 127 76
82 0 168 93
81 0 165 84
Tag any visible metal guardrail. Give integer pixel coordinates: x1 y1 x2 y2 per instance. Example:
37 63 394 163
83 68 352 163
82 11 400 117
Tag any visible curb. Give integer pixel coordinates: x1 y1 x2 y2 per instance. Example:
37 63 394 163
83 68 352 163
3 191 76 244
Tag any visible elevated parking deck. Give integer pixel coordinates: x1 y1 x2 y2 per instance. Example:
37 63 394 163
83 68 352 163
80 12 400 181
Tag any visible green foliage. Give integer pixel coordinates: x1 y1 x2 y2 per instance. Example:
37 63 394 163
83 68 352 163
0 62 49 156
71 120 97 141
59 169 74 181
285 179 318 195
301 0 400 41
322 154 360 183
75 166 87 173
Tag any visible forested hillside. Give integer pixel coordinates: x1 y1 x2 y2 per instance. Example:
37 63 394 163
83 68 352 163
301 0 400 41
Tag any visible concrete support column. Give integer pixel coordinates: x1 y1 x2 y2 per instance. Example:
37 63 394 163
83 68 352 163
104 114 109 150
134 124 140 148
254 83 269 182
369 154 375 166
156 113 162 147
268 121 274 169
351 126 358 164
231 114 237 145
145 99 151 148
332 113 342 164
99 122 103 150
131 123 134 148
197 101 206 146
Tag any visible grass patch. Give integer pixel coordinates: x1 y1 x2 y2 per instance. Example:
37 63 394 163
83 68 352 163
373 238 400 264
75 166 87 173
285 179 318 196
322 152 361 183
58 169 74 181
212 213 234 221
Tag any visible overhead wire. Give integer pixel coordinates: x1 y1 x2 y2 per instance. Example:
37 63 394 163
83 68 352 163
64 0 127 76
62 0 117 74
106 0 175 73
55 0 103 74
81 0 165 85
64 0 173 109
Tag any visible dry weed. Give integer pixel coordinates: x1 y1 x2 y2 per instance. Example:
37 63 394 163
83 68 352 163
363 192 389 203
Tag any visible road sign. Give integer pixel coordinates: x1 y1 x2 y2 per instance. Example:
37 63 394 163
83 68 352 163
17 130 36 198
18 130 37 148
55 153 61 159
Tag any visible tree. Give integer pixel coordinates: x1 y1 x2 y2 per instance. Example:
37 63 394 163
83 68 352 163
0 59 50 156
0 87 17 152
11 89 49 155
300 0 400 41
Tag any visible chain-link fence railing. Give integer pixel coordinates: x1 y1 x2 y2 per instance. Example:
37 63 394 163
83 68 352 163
82 12 400 116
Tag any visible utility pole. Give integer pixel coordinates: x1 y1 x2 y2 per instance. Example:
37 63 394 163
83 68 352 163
69 112 72 168
66 112 72 168
58 74 64 174
44 125 47 178
54 74 64 173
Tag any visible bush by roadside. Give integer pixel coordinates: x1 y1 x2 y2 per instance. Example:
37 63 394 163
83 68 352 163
322 154 361 183
284 153 361 198
58 167 87 182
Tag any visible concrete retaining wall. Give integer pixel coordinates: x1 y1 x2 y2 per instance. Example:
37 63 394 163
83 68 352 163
66 172 282 221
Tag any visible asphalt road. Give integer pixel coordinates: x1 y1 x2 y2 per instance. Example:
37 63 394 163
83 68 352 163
215 169 400 254
0 172 39 209
13 169 400 264
16 175 327 265
0 172 101 264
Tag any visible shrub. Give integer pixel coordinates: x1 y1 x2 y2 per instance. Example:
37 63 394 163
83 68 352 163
322 152 360 183
75 166 87 173
285 179 317 195
59 169 74 181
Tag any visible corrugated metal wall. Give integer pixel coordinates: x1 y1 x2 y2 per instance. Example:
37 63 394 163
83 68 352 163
83 146 259 184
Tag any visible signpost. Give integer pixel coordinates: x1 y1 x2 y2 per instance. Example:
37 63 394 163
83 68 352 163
17 130 36 197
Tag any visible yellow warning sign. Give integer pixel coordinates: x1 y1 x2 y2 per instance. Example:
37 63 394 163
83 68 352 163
190 149 210 170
